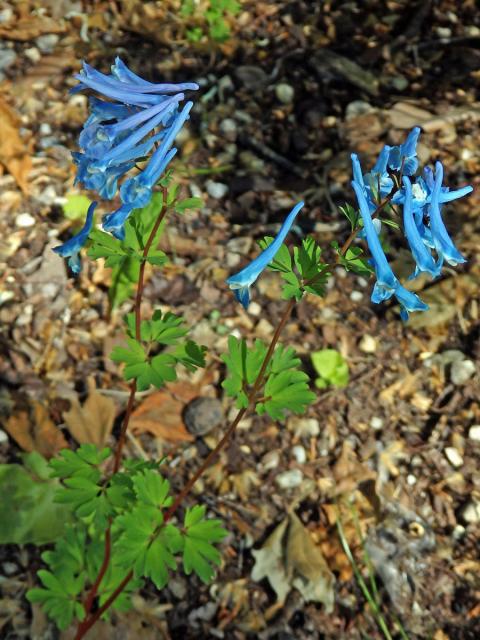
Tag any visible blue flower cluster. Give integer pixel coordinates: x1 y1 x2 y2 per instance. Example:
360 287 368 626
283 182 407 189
351 127 472 320
53 58 198 271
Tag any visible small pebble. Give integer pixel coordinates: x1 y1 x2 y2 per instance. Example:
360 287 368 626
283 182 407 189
445 446 463 468
345 100 374 119
2 562 17 576
450 359 475 385
468 425 480 442
452 524 465 540
219 118 237 141
0 7 13 22
248 301 261 316
15 213 35 228
407 474 417 486
0 429 8 444
276 468 304 489
359 334 377 353
169 577 187 599
288 417 320 438
461 500 480 524
205 180 228 199
35 34 59 53
436 26 452 38
235 65 268 89
183 397 223 437
0 48 16 71
39 122 52 136
261 450 280 471
350 291 363 302
370 416 383 430
292 445 306 464
275 83 295 104
24 47 40 63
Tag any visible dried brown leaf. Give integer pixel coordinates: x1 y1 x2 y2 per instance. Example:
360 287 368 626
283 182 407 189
4 403 68 458
63 381 116 446
0 97 32 193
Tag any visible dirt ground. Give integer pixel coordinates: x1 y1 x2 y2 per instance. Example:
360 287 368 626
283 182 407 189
0 1 479 638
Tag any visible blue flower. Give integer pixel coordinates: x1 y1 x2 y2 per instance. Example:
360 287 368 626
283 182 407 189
351 181 428 320
402 176 442 279
226 202 304 309
102 101 193 239
428 161 467 267
388 126 421 176
52 202 96 274
72 58 198 204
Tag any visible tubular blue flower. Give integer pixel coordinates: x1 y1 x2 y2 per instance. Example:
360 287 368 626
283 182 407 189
226 202 304 309
102 101 193 239
72 58 198 204
52 202 96 274
388 126 421 175
352 181 428 320
428 161 467 267
402 176 441 279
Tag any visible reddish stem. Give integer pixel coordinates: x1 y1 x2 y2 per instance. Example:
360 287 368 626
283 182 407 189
74 187 168 640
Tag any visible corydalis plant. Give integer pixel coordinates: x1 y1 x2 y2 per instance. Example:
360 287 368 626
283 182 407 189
348 128 472 319
32 58 327 639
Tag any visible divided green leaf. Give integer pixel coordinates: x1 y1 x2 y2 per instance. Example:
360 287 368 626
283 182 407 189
182 505 227 583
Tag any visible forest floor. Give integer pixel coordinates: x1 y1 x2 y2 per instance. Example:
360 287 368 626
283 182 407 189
0 1 479 638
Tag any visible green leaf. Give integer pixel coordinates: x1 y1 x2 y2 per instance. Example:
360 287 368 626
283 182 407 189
87 229 129 267
173 340 207 372
62 194 92 222
175 196 203 214
0 456 70 544
311 349 349 389
132 470 172 508
339 203 359 231
258 236 292 273
257 369 316 420
337 245 374 276
26 568 86 630
221 336 267 409
182 506 227 583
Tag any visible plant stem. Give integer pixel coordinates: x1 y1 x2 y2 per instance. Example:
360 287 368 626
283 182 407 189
75 296 297 628
113 185 168 474
338 183 400 259
164 297 296 522
74 187 168 640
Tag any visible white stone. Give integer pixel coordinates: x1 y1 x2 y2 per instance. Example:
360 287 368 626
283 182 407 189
445 446 463 468
461 500 480 524
350 291 363 302
248 301 261 316
275 83 295 104
15 213 35 228
40 122 52 136
276 468 304 489
261 450 280 471
0 429 8 444
468 425 480 442
24 47 40 63
451 359 475 385
359 334 377 353
206 180 228 199
370 416 383 430
292 445 307 464
288 417 320 438
407 474 417 486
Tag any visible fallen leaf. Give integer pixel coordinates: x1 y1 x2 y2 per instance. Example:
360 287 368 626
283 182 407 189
0 97 32 192
130 381 197 443
251 513 335 612
62 379 116 446
286 513 335 611
4 403 68 458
